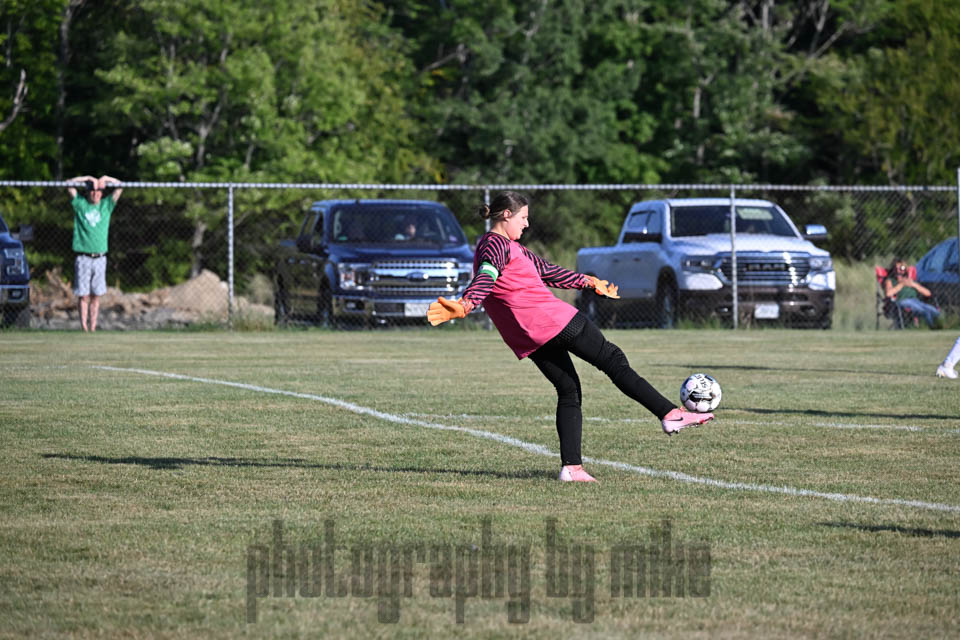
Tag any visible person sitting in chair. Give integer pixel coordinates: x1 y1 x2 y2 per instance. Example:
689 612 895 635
883 258 940 328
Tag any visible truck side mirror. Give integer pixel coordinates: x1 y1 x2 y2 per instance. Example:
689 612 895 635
622 231 662 244
296 236 313 253
803 224 827 242
15 224 33 243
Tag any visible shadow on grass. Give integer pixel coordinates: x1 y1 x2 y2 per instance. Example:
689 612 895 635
731 407 944 421
730 407 954 420
41 453 551 479
658 363 909 378
818 521 960 539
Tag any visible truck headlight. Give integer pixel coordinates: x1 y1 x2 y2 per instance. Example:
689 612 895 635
808 256 833 272
3 247 25 276
337 263 369 290
681 256 716 272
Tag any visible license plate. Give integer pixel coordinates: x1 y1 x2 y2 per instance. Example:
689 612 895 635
404 302 431 318
754 303 780 319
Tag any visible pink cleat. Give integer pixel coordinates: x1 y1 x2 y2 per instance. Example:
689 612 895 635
558 465 597 482
662 408 714 435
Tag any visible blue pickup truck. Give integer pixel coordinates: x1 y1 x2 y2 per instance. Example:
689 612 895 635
0 211 31 328
273 199 474 327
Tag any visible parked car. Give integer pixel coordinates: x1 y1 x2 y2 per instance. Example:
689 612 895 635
915 236 960 314
0 211 31 328
576 198 835 328
273 199 474 327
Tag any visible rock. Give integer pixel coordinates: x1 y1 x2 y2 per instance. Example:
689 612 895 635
156 269 229 314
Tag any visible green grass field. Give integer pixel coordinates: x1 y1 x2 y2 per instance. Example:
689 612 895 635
2 328 959 638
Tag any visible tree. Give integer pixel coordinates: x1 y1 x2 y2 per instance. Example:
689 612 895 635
811 0 960 185
0 69 27 134
54 0 86 179
94 0 428 183
390 0 665 185
87 0 434 279
0 0 65 179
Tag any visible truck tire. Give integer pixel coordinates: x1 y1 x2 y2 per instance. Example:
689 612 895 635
656 282 677 329
580 293 611 329
1 307 31 328
317 284 334 328
817 311 833 330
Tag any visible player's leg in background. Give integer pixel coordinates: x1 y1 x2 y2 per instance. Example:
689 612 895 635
937 336 960 378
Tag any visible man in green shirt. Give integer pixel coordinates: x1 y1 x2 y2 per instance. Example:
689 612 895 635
67 175 123 332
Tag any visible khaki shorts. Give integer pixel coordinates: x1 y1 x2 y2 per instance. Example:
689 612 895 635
74 254 107 297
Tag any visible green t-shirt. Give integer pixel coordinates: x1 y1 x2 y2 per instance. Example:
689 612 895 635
71 195 116 254
884 275 918 301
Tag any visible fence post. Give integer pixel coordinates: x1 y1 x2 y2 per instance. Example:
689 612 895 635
227 184 235 327
729 185 738 329
482 187 492 330
484 187 491 233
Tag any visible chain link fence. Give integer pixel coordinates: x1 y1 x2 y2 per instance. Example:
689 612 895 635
1 180 957 331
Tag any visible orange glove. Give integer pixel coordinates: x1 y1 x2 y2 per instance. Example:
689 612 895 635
427 297 466 326
589 276 621 299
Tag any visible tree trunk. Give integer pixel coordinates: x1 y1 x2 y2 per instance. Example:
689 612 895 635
190 219 208 279
56 1 85 180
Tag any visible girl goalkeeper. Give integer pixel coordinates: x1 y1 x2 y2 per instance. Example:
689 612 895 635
427 191 713 482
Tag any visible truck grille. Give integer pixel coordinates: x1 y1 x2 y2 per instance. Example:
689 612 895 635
368 258 469 296
719 253 810 286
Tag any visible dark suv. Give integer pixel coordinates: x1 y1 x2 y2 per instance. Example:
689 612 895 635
0 211 30 327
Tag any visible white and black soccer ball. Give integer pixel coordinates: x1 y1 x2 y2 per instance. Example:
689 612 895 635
680 373 722 413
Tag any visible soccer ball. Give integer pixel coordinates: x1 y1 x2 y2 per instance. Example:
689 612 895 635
680 373 722 413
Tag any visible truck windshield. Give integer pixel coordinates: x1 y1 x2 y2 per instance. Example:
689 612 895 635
671 205 796 238
331 206 467 245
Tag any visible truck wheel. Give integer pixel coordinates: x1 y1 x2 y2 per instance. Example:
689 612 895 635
273 277 290 326
656 283 677 329
1 307 30 328
317 285 334 328
581 293 611 328
817 311 833 330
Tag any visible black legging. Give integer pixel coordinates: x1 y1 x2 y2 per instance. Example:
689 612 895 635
529 312 676 466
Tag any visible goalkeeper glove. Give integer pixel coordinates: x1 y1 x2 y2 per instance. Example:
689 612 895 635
589 276 621 299
427 297 466 326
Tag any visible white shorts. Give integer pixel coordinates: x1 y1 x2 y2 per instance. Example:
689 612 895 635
74 254 107 297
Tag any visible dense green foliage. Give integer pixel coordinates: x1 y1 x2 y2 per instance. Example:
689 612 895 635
1 0 957 290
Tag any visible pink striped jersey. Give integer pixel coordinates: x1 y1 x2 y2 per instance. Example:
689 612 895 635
460 232 591 359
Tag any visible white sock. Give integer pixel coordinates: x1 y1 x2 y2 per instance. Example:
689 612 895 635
944 336 960 369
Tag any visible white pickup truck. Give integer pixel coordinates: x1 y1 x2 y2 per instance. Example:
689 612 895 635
575 198 835 328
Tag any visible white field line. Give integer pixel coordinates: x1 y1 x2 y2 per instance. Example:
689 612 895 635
93 365 960 514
